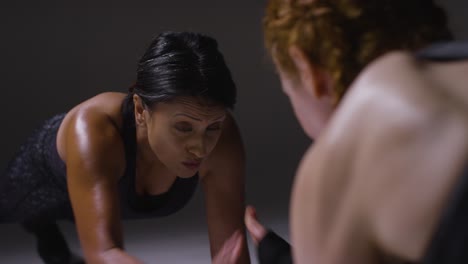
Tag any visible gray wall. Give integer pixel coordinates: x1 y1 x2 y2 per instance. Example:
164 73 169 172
0 0 467 263
0 0 309 214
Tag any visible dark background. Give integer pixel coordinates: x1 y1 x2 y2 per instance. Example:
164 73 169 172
0 0 308 215
0 1 466 263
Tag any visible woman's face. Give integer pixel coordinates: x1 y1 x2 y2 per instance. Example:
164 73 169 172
141 97 226 178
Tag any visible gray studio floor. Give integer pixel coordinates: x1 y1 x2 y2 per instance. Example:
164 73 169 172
0 189 290 264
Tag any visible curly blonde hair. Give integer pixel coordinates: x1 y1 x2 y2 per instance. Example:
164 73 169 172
264 0 453 100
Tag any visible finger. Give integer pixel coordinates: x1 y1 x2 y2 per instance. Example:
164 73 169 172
245 206 267 245
213 230 242 264
230 232 243 263
225 230 241 251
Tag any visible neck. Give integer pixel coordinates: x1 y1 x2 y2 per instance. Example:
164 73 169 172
135 125 166 172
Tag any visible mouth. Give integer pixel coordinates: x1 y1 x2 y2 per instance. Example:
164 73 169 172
182 160 202 170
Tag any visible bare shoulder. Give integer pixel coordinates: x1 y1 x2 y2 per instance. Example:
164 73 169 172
291 51 468 262
57 92 127 168
361 49 468 106
62 92 130 258
288 53 430 261
350 50 468 178
63 92 127 127
353 50 468 112
347 52 468 260
347 51 443 151
354 51 421 89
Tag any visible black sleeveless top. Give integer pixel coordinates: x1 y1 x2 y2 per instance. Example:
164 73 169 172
118 97 199 219
415 40 468 62
46 99 199 220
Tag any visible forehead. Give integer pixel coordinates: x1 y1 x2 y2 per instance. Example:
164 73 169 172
156 97 226 117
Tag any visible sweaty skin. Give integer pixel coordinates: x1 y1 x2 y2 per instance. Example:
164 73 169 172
56 92 249 263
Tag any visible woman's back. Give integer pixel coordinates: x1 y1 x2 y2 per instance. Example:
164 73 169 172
291 46 468 263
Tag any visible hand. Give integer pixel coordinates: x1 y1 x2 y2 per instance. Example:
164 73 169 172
212 230 244 264
244 205 268 246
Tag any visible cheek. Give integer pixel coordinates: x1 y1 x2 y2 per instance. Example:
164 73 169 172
288 91 319 139
281 79 315 133
146 123 184 161
279 74 295 96
205 133 222 153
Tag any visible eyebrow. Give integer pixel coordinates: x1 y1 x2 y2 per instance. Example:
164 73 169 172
173 113 226 122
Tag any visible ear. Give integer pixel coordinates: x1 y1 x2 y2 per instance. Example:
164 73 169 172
288 45 330 99
133 94 147 126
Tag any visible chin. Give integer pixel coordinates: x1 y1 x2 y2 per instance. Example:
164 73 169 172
177 167 199 178
303 126 316 140
178 172 198 178
303 121 325 140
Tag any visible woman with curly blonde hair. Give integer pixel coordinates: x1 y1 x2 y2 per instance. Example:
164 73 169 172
240 0 468 263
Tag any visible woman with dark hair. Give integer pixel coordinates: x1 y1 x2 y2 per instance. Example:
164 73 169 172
237 0 468 263
0 31 250 264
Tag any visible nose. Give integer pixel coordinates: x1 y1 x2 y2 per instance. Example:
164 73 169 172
187 137 207 159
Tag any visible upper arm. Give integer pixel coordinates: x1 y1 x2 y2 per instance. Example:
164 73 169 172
64 108 126 261
200 113 249 262
291 142 378 264
290 144 329 264
355 109 460 262
288 72 386 263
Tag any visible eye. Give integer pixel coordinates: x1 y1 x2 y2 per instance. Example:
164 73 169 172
207 122 222 132
175 122 193 133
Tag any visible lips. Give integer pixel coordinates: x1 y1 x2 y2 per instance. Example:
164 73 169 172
182 160 201 170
